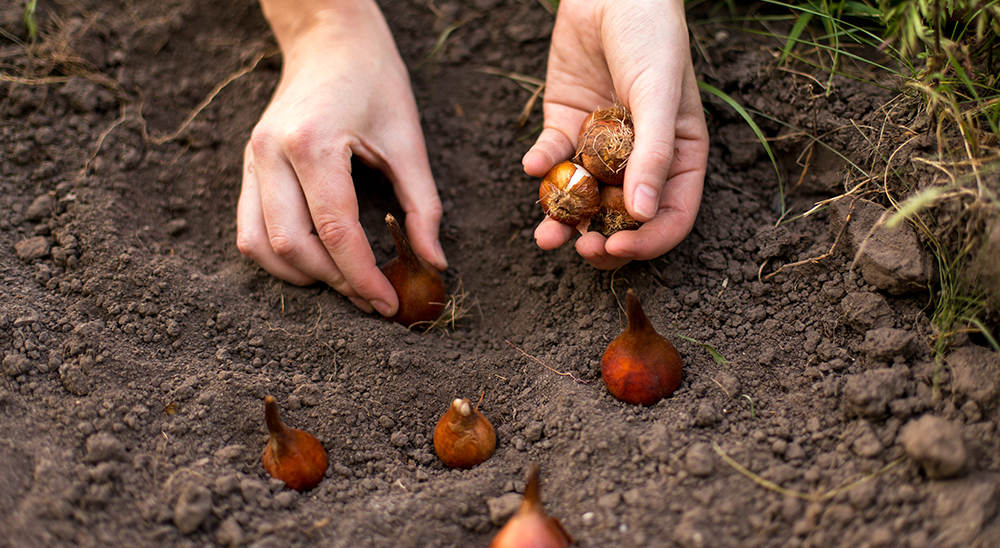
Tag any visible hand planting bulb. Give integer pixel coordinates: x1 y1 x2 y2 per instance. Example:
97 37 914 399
380 213 447 327
489 463 574 548
261 395 328 491
601 289 683 405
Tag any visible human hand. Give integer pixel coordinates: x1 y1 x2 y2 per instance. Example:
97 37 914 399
523 0 709 270
238 0 447 316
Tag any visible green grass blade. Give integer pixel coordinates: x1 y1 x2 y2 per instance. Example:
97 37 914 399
698 81 785 217
781 11 814 64
964 316 1000 353
763 0 897 56
676 333 730 365
24 0 38 41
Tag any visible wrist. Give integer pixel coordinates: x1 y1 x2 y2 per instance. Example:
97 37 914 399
258 0 381 54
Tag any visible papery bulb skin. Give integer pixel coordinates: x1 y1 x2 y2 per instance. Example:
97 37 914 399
601 289 682 406
381 213 447 327
574 103 633 186
489 464 574 548
261 395 328 491
433 398 496 469
596 185 641 237
538 161 600 231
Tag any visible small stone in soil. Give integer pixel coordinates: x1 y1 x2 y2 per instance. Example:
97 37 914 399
900 415 967 479
15 236 50 261
174 484 213 535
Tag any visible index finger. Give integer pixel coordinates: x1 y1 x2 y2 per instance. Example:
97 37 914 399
294 144 401 317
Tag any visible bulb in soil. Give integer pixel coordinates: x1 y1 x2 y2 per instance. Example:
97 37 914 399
596 185 641 237
489 463 574 548
538 161 600 232
601 289 682 405
381 213 447 328
433 397 496 469
574 103 633 186
261 395 329 491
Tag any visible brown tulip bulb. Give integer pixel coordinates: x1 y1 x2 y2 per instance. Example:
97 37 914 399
596 185 641 237
538 161 600 232
433 397 496 469
381 213 447 327
601 289 682 405
489 463 574 548
261 395 328 491
574 103 633 186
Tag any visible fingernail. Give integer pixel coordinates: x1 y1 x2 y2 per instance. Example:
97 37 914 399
434 241 448 269
371 300 393 317
634 185 658 220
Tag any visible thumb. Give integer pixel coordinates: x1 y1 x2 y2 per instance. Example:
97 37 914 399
522 126 578 178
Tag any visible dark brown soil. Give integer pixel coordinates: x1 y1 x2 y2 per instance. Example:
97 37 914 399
2 1 998 547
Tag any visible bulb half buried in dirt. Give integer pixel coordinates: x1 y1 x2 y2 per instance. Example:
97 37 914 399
261 395 328 492
381 213 447 328
538 161 600 232
601 289 682 406
433 397 496 469
574 103 633 186
489 463 574 548
595 185 641 237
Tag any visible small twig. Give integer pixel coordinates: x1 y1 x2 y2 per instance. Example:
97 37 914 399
474 66 545 87
518 82 544 128
764 199 856 281
142 48 277 145
739 394 756 420
792 142 815 192
610 266 627 316
505 340 590 384
81 102 128 175
757 257 770 284
713 441 905 502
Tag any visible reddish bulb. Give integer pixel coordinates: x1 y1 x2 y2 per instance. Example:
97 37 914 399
261 395 328 491
595 185 641 237
433 397 496 469
601 289 683 405
489 463 574 548
538 161 600 231
381 213 446 327
574 103 633 186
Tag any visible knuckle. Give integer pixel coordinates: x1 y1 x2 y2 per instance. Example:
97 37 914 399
282 127 317 161
314 219 354 251
268 231 302 260
643 146 674 169
249 124 278 155
235 231 261 260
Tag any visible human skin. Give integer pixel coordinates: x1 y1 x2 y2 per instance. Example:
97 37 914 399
238 0 447 317
239 0 708 314
523 0 709 270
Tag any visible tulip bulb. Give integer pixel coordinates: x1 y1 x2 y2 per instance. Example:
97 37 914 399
489 463 574 548
261 395 328 491
381 213 447 327
538 161 600 232
596 185 641 237
433 397 496 469
574 103 633 186
601 289 682 405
